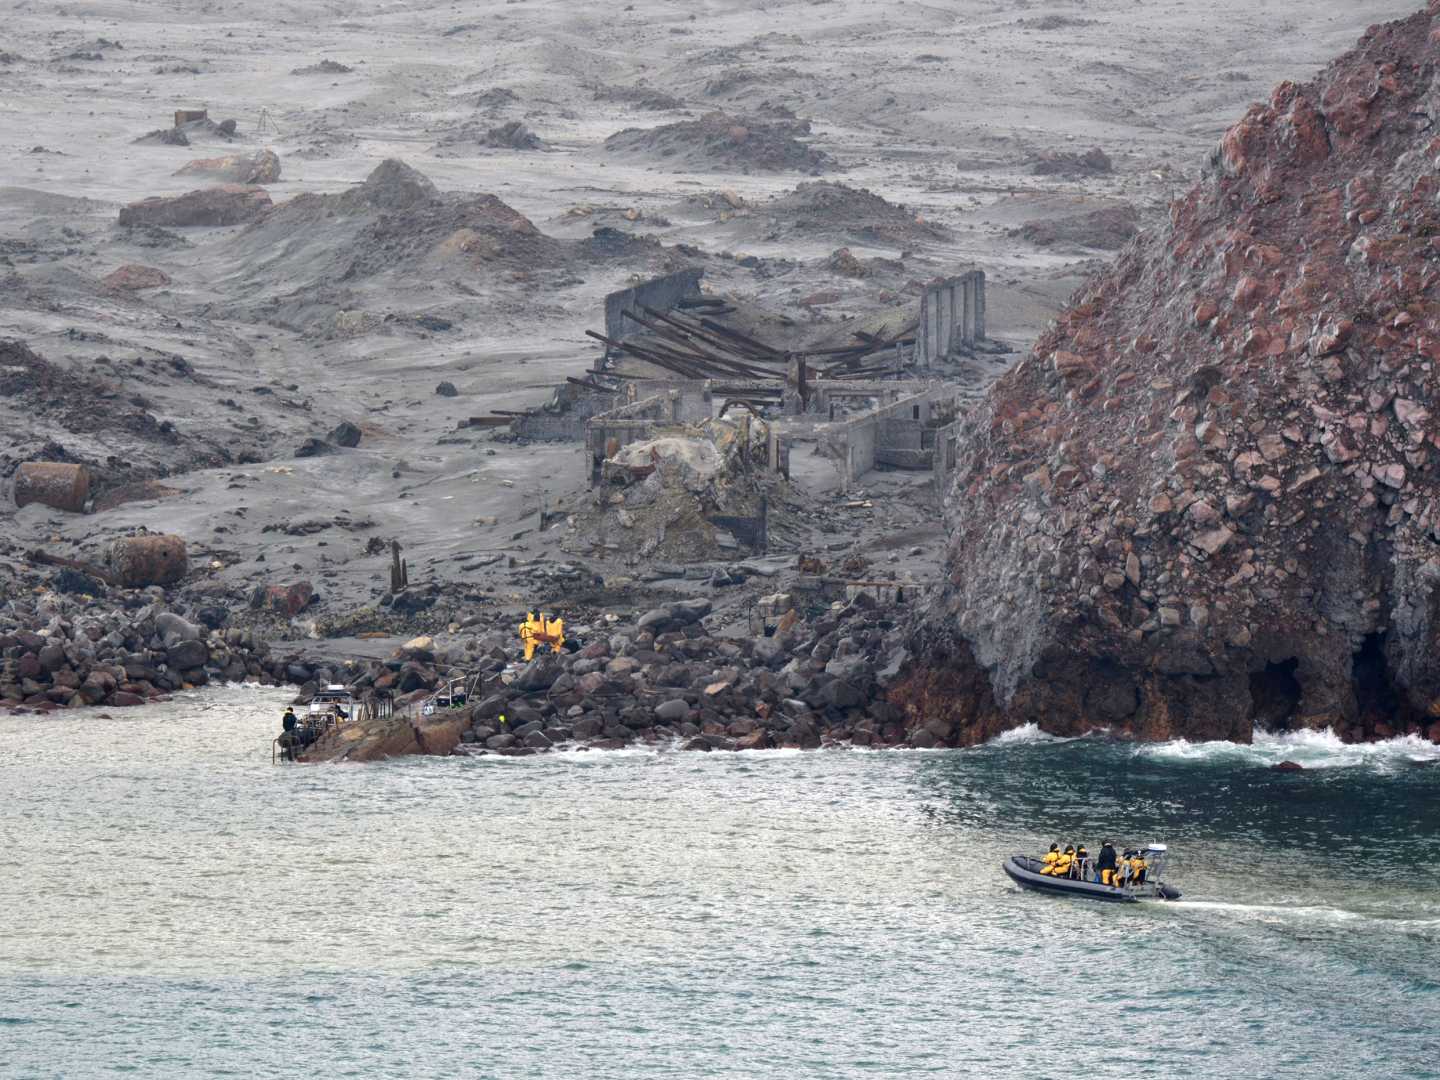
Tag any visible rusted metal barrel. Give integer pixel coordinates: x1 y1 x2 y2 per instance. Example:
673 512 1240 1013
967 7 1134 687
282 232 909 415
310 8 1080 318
13 462 90 513
107 534 188 588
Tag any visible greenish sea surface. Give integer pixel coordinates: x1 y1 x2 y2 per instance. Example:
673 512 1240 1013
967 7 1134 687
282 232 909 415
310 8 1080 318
2 686 1437 1079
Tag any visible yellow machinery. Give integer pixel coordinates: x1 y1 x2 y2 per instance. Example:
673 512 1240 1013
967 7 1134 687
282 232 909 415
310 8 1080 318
519 611 565 661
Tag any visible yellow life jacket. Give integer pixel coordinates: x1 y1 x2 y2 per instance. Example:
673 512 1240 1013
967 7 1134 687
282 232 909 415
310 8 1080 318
1053 854 1073 876
1129 857 1147 877
1041 851 1059 867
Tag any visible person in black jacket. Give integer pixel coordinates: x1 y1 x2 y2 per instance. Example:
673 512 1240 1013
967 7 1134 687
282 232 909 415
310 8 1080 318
1096 840 1119 886
280 708 299 761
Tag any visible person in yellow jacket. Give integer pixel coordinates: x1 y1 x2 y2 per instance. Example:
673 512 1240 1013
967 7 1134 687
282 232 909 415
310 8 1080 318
1129 851 1148 884
1038 843 1061 874
1047 845 1075 879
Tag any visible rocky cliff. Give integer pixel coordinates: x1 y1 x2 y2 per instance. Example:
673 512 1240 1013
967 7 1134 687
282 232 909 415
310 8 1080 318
907 5 1440 745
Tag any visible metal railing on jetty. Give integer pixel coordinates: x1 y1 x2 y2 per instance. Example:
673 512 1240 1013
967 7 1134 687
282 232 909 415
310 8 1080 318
272 672 483 763
272 689 395 764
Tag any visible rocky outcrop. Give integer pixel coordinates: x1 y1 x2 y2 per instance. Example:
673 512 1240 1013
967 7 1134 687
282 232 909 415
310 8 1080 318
174 148 281 184
927 5 1440 746
302 707 470 762
118 185 272 227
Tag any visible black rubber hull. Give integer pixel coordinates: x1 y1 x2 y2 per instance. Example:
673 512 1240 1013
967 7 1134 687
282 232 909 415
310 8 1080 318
1003 855 1181 903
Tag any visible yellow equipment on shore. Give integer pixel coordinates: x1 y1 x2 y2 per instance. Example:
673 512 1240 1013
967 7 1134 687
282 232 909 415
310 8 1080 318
520 611 565 660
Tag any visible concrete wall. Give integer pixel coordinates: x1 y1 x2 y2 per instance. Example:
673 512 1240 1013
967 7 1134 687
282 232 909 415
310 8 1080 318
622 379 714 422
918 270 986 367
843 416 878 484
604 269 704 344
931 420 962 506
510 389 620 442
804 379 931 419
827 384 956 488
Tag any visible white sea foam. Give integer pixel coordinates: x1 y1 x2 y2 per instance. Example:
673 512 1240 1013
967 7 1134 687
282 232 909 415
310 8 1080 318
986 722 1075 747
1136 727 1440 770
1171 900 1440 931
1173 900 1365 923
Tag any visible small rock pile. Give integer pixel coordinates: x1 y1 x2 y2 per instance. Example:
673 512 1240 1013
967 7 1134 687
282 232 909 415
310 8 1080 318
434 120 547 155
765 181 948 246
604 111 833 174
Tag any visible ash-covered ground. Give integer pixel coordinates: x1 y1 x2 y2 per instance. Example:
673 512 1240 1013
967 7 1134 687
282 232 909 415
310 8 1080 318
0 0 1417 666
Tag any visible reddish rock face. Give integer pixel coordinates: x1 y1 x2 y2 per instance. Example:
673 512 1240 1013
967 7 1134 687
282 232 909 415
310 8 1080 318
926 7 1440 745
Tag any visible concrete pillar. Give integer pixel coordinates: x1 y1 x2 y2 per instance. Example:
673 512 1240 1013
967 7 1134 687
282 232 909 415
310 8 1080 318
953 278 966 347
973 270 986 341
919 291 931 369
947 282 959 359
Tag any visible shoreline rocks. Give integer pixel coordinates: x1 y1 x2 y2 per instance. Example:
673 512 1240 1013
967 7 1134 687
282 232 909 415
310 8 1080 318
8 574 1430 758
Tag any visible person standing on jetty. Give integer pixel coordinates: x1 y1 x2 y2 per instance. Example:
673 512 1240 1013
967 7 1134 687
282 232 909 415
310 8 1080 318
280 707 299 762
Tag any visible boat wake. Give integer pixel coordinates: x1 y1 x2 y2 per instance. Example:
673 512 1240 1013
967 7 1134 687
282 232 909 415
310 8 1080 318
1135 727 1440 770
1167 899 1440 930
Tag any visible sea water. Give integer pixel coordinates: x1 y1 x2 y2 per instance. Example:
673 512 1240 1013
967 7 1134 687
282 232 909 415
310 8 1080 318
1 687 1437 1079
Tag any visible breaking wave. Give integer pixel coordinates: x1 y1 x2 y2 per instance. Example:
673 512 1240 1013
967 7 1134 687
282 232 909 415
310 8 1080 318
985 723 1078 747
1136 727 1440 770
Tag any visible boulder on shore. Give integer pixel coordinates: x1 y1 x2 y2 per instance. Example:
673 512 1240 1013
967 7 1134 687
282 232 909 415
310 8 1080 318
174 148 281 184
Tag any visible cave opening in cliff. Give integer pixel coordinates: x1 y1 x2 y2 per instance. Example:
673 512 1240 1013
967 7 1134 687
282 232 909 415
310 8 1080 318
1249 658 1300 731
1351 633 1400 732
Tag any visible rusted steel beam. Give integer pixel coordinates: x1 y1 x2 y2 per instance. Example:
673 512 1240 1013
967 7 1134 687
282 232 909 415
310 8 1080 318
696 317 786 361
26 549 121 586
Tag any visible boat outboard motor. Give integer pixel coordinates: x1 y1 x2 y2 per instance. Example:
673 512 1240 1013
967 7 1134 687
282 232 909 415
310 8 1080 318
1145 843 1182 900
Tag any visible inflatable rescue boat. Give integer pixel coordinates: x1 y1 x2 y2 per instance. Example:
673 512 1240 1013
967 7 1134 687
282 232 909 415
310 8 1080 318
1003 843 1182 903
